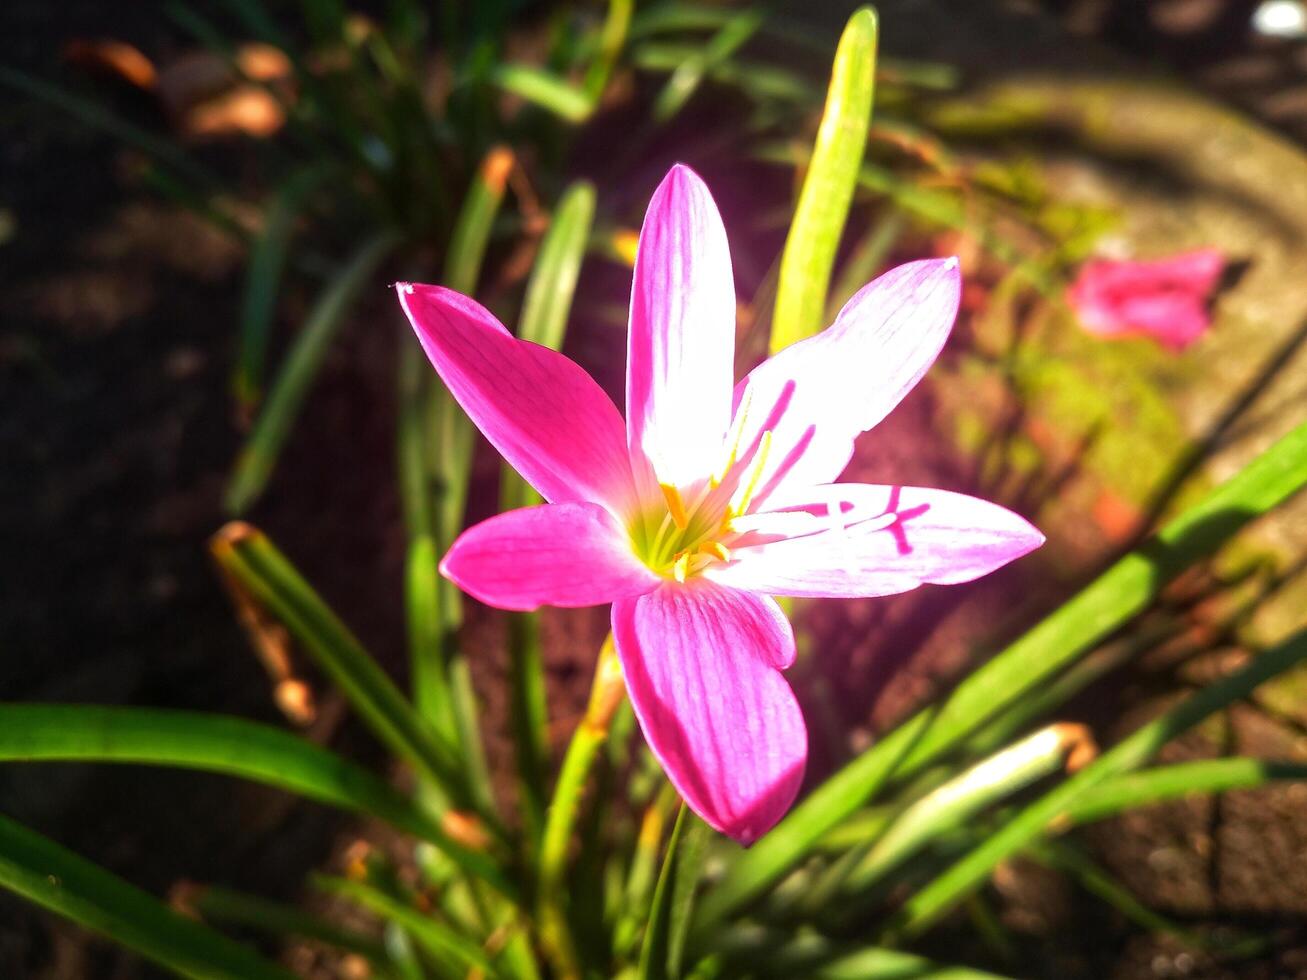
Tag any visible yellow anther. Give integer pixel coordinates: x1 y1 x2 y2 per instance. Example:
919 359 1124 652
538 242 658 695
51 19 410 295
700 541 731 562
734 430 773 516
672 552 690 583
660 482 689 530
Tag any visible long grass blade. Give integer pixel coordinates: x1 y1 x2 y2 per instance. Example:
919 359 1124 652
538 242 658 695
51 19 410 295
233 166 330 414
583 0 634 99
1028 839 1267 957
314 875 493 974
698 417 1307 931
415 146 519 819
210 523 477 814
491 65 594 123
652 12 763 123
841 724 1091 897
190 884 391 964
638 805 708 980
715 926 1011 979
226 232 398 514
889 627 1307 936
0 813 293 980
768 7 877 353
0 703 506 892
1066 758 1307 826
517 181 597 350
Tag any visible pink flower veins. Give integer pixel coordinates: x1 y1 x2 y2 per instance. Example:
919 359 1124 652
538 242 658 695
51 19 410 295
1066 249 1225 351
398 165 1043 844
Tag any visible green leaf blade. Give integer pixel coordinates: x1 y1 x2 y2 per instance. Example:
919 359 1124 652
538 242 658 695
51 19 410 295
769 7 877 353
0 813 293 980
0 703 507 892
639 805 708 980
226 232 398 514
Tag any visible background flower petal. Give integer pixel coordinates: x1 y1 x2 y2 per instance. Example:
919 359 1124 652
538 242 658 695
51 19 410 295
627 164 736 488
612 580 804 845
730 258 960 509
399 282 637 513
706 483 1043 598
441 502 659 611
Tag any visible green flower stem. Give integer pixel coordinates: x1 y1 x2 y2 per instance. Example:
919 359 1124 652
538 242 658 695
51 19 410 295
615 782 679 957
504 180 596 856
419 147 520 822
539 635 627 980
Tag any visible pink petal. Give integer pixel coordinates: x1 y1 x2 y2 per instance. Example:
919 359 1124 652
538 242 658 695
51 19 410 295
627 165 736 488
1111 294 1210 350
612 581 804 844
398 283 636 513
729 259 960 509
1065 249 1225 351
705 483 1043 598
440 502 659 611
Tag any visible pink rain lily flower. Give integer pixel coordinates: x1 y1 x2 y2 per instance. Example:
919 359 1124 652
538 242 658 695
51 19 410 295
1066 249 1225 351
397 165 1044 845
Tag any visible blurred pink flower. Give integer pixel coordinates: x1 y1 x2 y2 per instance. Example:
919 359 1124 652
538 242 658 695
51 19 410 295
398 165 1043 844
1066 249 1225 350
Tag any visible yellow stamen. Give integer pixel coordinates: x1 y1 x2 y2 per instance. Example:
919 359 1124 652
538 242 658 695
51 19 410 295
673 552 690 583
700 541 731 562
660 482 689 530
734 429 773 516
713 385 755 486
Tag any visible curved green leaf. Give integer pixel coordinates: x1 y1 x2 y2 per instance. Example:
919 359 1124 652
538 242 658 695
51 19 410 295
491 65 594 123
769 7 877 353
0 812 292 980
652 12 763 123
1067 758 1307 826
233 167 331 413
890 627 1307 937
518 181 597 350
314 875 493 973
210 524 469 800
0 704 508 895
192 885 391 965
226 232 398 514
639 805 708 980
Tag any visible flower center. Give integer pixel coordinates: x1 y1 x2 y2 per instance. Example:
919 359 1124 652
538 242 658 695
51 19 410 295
631 416 775 582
